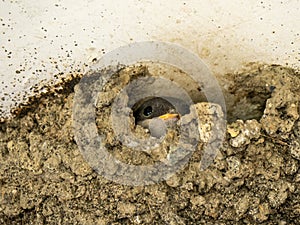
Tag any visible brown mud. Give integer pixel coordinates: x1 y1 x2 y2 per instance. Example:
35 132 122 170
0 63 300 224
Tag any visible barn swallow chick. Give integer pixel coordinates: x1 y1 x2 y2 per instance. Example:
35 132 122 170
132 97 180 137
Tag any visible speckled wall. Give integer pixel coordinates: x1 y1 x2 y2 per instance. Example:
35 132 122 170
0 0 299 117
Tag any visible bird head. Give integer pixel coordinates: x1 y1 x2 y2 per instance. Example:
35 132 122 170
132 97 179 127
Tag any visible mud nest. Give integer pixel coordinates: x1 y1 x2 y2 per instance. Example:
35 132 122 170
0 63 300 224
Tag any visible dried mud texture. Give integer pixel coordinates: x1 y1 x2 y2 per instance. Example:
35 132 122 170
0 64 300 224
94 66 183 165
94 65 221 173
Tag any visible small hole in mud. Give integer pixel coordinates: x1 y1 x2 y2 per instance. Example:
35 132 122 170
225 90 271 123
220 64 289 122
131 96 184 138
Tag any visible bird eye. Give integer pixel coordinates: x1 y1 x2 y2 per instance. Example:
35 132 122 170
143 106 153 117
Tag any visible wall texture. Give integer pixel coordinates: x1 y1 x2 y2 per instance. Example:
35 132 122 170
0 0 299 117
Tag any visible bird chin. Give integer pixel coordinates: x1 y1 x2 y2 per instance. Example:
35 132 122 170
137 119 152 130
137 117 179 129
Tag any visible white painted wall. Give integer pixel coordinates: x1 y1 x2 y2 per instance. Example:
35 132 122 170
0 0 299 117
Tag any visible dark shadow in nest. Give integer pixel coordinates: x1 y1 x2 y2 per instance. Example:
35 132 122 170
220 64 291 123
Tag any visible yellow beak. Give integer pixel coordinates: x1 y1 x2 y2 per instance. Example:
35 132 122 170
158 113 179 120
